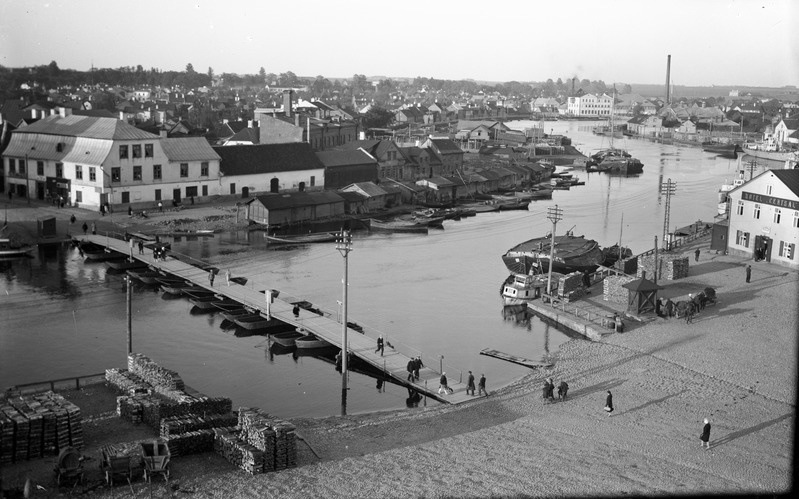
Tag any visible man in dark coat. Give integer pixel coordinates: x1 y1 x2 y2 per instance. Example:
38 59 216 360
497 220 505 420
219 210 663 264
478 374 487 396
695 248 700 262
413 356 422 380
605 390 614 415
557 381 569 401
375 335 384 356
438 372 451 395
82 222 88 235
700 418 711 449
466 371 475 396
746 265 752 283
406 359 415 381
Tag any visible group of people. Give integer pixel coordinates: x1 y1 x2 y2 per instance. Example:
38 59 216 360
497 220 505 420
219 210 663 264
406 356 424 381
465 370 487 396
542 378 569 401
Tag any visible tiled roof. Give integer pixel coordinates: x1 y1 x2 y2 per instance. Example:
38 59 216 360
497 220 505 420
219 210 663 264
14 115 159 140
771 169 799 198
254 191 345 210
429 138 464 155
343 182 388 197
161 137 220 161
336 139 382 156
316 149 377 168
213 143 323 175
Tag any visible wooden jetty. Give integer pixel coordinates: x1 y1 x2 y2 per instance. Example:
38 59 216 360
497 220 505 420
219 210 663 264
479 349 552 369
81 234 475 404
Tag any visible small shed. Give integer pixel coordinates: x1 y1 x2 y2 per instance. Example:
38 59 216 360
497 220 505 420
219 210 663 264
37 216 57 238
621 272 664 315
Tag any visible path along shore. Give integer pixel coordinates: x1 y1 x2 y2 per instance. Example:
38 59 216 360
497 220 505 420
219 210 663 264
1 199 796 497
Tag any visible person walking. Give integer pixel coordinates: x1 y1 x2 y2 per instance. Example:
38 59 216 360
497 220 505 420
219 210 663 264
557 381 569 401
208 270 215 287
292 304 300 317
466 371 476 396
694 248 701 262
81 222 88 235
375 335 384 356
138 240 144 255
69 214 76 224
478 374 487 396
413 356 423 380
158 201 163 212
438 372 452 395
406 358 415 382
128 206 133 216
91 222 96 235
542 379 551 400
225 268 231 286
604 390 614 416
745 264 751 283
700 418 711 449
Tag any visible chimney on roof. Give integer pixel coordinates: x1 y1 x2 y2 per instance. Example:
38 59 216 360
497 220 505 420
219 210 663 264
160 130 168 139
665 54 671 105
283 90 293 118
248 120 253 128
295 113 299 127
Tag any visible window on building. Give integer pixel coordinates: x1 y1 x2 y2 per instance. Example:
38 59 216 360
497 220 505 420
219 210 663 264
132 144 141 158
736 201 744 215
145 144 153 158
202 185 208 196
37 161 44 175
18 159 25 174
200 162 209 176
180 163 188 178
75 191 82 203
55 163 63 178
8 158 15 173
753 204 761 219
119 145 128 159
310 176 315 187
153 164 162 180
89 167 96 182
56 143 64 152
794 211 799 228
155 189 161 201
133 165 142 181
121 191 130 204
779 241 795 260
75 165 83 180
186 186 198 197
735 230 750 247
773 207 781 224
111 167 120 182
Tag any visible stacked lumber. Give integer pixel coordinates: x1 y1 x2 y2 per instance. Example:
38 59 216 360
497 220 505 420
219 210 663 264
235 407 296 472
665 257 689 280
212 427 266 475
105 368 150 395
637 255 689 281
557 272 584 301
116 395 144 424
159 413 238 438
0 392 84 463
603 275 636 303
272 420 297 470
163 428 218 458
128 353 185 392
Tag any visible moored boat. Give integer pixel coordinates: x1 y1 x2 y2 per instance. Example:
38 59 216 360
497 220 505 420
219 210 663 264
0 238 36 257
106 258 148 271
295 332 331 349
502 232 604 274
126 268 161 284
369 218 429 234
742 139 798 162
270 330 305 347
501 273 555 306
265 233 337 244
702 142 742 158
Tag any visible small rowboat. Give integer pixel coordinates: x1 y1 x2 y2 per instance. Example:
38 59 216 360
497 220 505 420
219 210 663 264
233 315 295 332
189 295 219 309
126 269 161 285
295 333 331 349
266 233 337 245
106 258 148 271
369 219 428 234
270 330 304 347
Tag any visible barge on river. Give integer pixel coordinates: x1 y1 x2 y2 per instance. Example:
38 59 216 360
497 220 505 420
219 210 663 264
502 233 603 274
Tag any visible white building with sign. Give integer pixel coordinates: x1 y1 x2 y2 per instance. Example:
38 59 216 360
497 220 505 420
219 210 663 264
725 169 799 269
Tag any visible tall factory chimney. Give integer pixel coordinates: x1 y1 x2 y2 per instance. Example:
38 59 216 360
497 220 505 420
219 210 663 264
665 55 671 105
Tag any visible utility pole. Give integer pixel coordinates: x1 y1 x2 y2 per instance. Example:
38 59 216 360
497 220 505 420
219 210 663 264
336 229 353 416
546 205 563 299
745 159 758 181
126 276 132 354
660 179 677 250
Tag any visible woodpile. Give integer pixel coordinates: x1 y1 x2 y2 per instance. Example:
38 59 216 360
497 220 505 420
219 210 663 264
163 428 220 458
232 407 296 472
637 255 689 281
557 271 584 302
160 413 238 438
128 353 185 392
603 275 636 303
0 391 82 463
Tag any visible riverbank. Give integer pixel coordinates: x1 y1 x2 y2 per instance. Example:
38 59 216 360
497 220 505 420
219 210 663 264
2 218 795 496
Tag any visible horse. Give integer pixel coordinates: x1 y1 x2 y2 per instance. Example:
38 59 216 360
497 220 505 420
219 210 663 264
675 301 696 323
703 287 717 306
663 298 676 318
691 291 708 311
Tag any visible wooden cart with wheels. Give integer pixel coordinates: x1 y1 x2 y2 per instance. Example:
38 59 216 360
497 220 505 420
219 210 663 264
141 440 171 484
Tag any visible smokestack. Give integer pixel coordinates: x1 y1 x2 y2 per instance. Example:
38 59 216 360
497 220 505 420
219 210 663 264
283 90 293 118
665 55 671 105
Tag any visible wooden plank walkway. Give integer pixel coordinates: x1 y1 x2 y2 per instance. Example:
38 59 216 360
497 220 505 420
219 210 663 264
82 235 475 405
480 349 552 369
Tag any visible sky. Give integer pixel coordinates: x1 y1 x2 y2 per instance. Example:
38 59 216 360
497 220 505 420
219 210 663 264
1 0 797 88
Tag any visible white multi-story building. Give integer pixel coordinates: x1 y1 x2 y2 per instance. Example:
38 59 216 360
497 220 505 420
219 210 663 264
2 113 221 209
567 93 614 117
724 169 799 269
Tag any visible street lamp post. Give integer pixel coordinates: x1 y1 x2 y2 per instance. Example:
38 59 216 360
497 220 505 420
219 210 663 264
335 230 353 416
546 205 564 299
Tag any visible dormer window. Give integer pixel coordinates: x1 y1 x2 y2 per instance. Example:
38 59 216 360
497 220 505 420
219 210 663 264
56 142 64 152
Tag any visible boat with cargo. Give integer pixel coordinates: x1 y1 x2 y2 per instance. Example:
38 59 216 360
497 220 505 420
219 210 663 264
742 137 798 162
702 141 742 159
502 230 604 274
369 218 429 234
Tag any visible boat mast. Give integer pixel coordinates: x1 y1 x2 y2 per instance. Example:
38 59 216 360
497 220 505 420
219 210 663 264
618 213 624 262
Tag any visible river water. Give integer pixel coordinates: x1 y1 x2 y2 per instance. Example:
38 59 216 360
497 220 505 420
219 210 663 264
0 120 748 418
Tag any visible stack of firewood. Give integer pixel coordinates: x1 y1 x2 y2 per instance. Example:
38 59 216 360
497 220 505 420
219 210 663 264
603 275 636 303
160 413 238 438
557 272 584 301
163 428 218 458
128 353 185 392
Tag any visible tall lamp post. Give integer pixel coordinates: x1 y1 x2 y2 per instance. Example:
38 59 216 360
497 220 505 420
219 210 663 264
24 147 35 205
335 230 353 416
546 205 563 299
